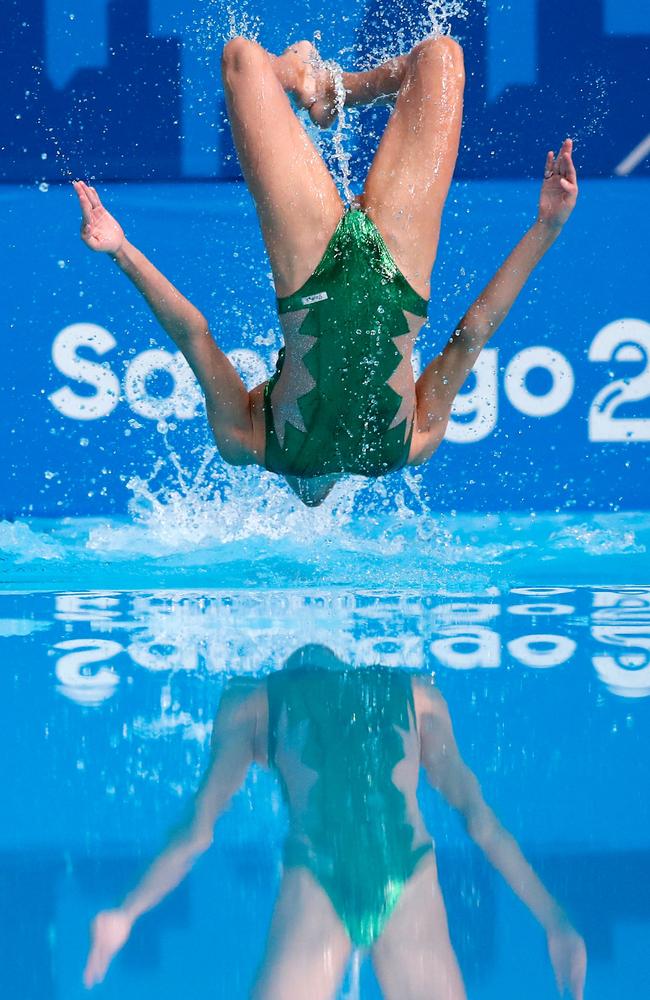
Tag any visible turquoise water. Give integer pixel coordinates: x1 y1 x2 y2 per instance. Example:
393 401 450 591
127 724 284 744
2 508 649 592
2 505 650 998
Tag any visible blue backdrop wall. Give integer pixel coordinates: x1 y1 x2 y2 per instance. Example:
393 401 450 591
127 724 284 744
2 1 650 515
5 0 650 182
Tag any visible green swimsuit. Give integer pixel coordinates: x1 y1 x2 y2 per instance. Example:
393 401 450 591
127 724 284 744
267 664 433 949
264 209 429 479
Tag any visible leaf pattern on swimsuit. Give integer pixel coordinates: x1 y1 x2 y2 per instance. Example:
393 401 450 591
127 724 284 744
267 663 433 949
264 210 429 478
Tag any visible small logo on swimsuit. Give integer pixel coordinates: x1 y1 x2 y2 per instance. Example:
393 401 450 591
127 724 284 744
301 291 329 306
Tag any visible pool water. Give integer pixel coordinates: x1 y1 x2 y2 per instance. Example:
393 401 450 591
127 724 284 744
2 506 650 592
4 0 649 994
2 511 649 998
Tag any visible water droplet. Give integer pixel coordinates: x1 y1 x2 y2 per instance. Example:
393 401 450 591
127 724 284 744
38 182 49 192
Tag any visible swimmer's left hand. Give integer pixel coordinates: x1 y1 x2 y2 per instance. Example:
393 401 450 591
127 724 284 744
547 921 587 999
538 138 579 230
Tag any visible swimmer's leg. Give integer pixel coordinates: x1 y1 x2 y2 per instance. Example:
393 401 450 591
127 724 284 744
252 868 352 1000
371 854 467 1000
221 38 345 298
360 37 465 300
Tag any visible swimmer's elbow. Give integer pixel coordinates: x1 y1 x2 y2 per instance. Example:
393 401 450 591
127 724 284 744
170 314 210 344
220 448 254 468
407 425 446 466
215 429 259 467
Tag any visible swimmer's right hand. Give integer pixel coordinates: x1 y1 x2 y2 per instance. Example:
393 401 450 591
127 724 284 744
83 907 133 989
73 180 125 255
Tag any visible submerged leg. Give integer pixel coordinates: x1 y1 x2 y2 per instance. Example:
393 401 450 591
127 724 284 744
360 37 465 299
252 868 352 1000
222 38 345 298
371 854 467 1000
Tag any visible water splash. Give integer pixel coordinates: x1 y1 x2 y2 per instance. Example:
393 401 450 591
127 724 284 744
111 454 650 579
0 521 65 563
3 434 648 592
199 0 468 203
550 523 646 557
323 58 354 205
100 449 414 558
191 0 262 48
426 0 469 38
356 0 469 70
223 3 262 43
565 69 611 144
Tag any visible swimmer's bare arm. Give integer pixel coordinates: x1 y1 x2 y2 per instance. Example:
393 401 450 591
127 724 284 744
82 683 263 989
72 180 263 466
415 681 587 1000
409 140 579 464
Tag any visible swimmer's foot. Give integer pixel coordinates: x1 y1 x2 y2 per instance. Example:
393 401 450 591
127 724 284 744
276 41 339 129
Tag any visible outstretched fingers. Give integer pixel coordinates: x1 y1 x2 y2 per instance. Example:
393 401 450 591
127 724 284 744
557 139 577 182
545 140 577 196
560 143 578 194
545 149 555 177
82 180 101 209
73 180 94 224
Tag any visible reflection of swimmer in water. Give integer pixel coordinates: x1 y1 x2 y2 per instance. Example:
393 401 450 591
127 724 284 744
73 33 578 507
84 646 586 998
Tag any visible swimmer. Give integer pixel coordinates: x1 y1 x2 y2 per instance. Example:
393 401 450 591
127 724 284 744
73 37 578 507
83 646 586 999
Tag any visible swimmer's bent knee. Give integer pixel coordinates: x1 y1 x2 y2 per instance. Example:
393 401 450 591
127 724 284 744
210 421 258 467
410 36 465 87
221 36 267 82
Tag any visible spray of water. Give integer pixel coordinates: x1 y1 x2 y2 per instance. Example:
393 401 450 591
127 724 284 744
324 59 355 204
303 50 356 205
426 0 469 38
224 4 262 42
196 0 470 205
115 442 415 556
356 0 469 71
